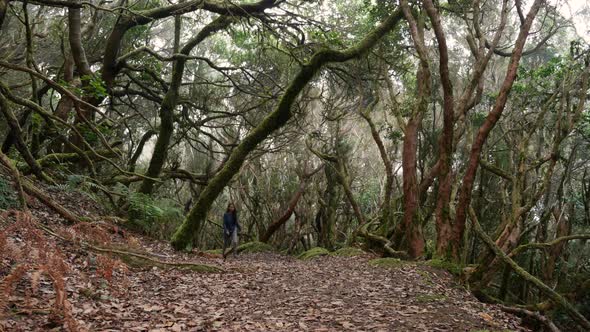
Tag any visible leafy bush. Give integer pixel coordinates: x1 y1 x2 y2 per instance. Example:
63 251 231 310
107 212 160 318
127 193 183 239
0 177 17 210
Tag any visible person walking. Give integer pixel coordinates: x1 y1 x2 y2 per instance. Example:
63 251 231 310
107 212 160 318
222 203 241 259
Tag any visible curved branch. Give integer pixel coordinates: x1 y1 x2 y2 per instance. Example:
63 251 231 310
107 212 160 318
508 234 590 258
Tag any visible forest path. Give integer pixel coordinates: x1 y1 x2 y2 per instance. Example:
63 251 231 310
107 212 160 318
71 250 526 332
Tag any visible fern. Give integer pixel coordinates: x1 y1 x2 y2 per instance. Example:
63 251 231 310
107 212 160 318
127 193 183 239
0 177 18 210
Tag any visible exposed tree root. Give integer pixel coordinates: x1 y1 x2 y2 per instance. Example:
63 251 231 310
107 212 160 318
358 224 408 259
91 246 223 273
36 222 223 273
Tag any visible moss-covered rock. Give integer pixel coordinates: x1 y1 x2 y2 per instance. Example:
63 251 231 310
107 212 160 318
368 257 406 268
237 241 275 254
297 247 330 260
330 247 366 257
424 259 463 276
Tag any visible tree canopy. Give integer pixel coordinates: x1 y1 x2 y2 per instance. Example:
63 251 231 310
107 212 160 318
1 0 590 330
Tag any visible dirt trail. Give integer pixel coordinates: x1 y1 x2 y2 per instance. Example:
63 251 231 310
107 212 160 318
0 185 527 331
83 253 525 332
50 248 524 332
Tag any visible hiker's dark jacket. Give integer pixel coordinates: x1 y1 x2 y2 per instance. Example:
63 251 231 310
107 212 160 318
223 212 240 234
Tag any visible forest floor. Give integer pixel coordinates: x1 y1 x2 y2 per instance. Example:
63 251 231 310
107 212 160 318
1 183 529 332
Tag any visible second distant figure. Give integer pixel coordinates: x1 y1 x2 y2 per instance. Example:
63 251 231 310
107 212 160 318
222 203 241 259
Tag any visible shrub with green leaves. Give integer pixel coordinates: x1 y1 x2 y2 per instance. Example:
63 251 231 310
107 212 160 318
0 177 17 210
127 193 183 239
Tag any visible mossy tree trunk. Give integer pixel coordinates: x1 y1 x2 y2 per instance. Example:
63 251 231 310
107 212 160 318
171 8 405 250
0 0 7 29
318 163 340 250
359 98 393 229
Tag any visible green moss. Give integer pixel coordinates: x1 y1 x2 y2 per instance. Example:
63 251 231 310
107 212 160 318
297 247 330 260
415 293 447 303
237 241 275 254
330 247 366 257
204 249 223 255
424 259 463 276
368 257 407 268
79 287 100 301
416 270 435 286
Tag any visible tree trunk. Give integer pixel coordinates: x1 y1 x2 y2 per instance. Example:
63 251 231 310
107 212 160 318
260 177 308 243
401 117 425 258
469 206 590 330
318 163 339 250
0 93 49 182
454 0 544 258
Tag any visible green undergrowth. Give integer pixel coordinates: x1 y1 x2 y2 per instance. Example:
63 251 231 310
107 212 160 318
204 249 223 255
127 193 184 239
366 256 465 277
368 257 408 268
423 258 463 276
298 247 330 260
329 247 367 257
0 176 18 210
237 241 275 253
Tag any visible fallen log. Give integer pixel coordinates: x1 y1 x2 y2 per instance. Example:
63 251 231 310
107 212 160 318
499 305 560 332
